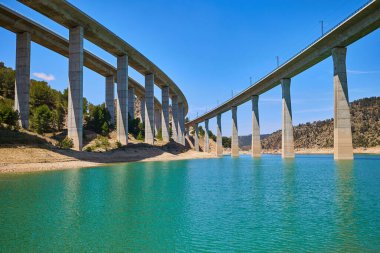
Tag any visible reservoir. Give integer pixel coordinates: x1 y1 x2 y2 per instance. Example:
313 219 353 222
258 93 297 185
0 154 379 251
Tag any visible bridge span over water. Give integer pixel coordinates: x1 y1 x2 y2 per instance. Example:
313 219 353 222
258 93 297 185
1 1 189 150
186 0 380 160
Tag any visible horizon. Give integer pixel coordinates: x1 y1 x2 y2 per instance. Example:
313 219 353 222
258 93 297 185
1 0 379 135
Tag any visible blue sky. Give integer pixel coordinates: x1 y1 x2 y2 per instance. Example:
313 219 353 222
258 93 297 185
1 0 379 136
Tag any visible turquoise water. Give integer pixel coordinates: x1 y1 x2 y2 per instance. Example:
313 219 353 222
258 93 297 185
0 154 379 252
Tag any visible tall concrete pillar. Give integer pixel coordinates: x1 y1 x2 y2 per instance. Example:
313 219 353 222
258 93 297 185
128 87 135 119
171 95 179 142
105 75 115 125
116 54 128 145
154 108 162 137
194 123 199 152
251 95 261 157
145 73 154 144
332 47 353 160
14 32 31 129
178 102 185 145
205 119 210 153
140 96 145 123
231 106 239 157
68 26 83 150
281 78 294 158
161 86 170 142
216 113 223 156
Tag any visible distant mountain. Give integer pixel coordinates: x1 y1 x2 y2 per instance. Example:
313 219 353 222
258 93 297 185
239 97 380 149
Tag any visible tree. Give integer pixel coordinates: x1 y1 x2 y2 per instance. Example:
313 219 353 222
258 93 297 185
85 103 112 135
222 136 231 148
0 98 19 129
0 62 15 99
30 105 52 134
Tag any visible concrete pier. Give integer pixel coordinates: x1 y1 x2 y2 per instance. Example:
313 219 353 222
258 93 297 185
216 113 223 156
68 26 84 150
281 78 294 158
205 119 210 152
105 75 115 125
116 54 128 145
145 73 155 144
194 123 199 151
154 108 161 137
251 95 261 157
231 106 239 157
171 95 179 142
128 86 135 119
161 86 170 142
332 47 353 160
178 102 185 145
14 32 31 129
140 96 145 123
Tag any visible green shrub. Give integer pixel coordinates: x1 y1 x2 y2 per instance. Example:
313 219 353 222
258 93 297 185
0 100 19 129
137 131 144 141
30 105 52 134
116 141 122 148
94 135 110 151
85 103 112 135
57 137 74 149
85 146 92 152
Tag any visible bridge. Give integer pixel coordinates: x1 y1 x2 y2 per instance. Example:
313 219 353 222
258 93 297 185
186 0 380 160
0 1 189 150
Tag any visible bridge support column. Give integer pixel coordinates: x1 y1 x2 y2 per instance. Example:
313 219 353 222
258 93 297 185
128 86 135 119
281 78 294 158
172 95 179 143
231 106 239 157
116 54 128 145
154 107 161 137
14 32 31 129
251 95 261 157
145 73 155 144
140 96 145 123
178 102 184 145
161 86 170 142
216 113 223 156
332 47 353 160
68 26 83 150
194 123 199 151
105 75 115 125
205 119 210 152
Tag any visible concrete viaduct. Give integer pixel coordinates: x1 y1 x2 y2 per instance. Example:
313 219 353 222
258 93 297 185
1 1 188 150
187 0 380 160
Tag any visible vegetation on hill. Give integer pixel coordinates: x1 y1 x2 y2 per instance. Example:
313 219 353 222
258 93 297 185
238 97 380 149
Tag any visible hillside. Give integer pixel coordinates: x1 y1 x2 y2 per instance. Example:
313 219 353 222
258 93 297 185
239 97 380 149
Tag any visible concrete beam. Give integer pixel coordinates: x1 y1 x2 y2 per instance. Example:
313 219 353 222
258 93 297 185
172 95 179 142
204 119 210 153
14 31 30 129
161 86 170 142
332 47 353 160
67 26 83 150
105 75 115 125
145 73 154 144
231 106 239 157
116 54 128 145
251 95 261 157
216 113 223 156
194 123 199 152
128 86 135 119
281 78 294 158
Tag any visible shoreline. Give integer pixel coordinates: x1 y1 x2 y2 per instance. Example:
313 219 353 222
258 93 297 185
1 146 379 174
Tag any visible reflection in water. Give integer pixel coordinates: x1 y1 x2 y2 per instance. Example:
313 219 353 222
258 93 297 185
335 160 359 251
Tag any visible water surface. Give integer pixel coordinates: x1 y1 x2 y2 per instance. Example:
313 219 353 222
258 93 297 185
0 154 379 252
